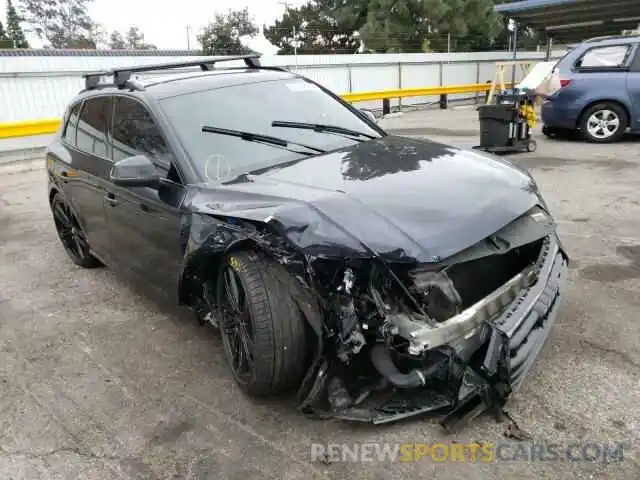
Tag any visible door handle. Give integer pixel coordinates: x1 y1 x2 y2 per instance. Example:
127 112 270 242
104 192 118 206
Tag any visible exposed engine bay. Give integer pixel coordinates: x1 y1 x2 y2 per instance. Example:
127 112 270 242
292 206 566 428
189 203 568 430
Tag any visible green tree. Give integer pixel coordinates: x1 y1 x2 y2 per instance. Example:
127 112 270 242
125 25 156 49
109 30 126 49
266 2 362 54
6 0 29 48
106 26 155 50
198 8 258 55
358 0 434 53
419 0 503 52
0 21 12 48
17 0 94 48
265 0 530 54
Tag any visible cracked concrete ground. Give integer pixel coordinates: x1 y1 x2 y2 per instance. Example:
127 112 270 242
1 108 639 479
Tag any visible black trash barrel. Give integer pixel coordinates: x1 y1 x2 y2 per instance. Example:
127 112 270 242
477 103 517 148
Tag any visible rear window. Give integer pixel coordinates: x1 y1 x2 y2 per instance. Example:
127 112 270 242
62 102 82 145
576 45 631 68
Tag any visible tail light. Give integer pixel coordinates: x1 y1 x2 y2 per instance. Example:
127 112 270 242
559 79 571 88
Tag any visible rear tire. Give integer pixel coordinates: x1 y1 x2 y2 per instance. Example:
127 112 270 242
216 250 308 397
50 193 102 268
579 102 627 143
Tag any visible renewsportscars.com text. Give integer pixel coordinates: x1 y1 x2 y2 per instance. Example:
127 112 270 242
311 441 628 464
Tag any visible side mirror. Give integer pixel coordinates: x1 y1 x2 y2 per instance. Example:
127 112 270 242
360 109 377 124
110 154 160 188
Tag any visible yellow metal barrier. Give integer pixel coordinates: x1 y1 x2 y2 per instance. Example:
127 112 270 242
341 82 495 103
0 118 61 139
0 82 510 140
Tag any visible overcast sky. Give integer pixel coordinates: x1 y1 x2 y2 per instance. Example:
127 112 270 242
1 0 306 49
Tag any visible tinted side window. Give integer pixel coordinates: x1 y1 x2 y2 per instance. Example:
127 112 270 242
63 102 82 145
76 96 111 157
576 45 631 68
112 97 173 173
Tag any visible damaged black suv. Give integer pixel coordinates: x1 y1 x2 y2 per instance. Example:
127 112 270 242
46 54 569 430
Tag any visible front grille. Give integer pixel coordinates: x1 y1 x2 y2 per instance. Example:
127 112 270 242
446 237 546 310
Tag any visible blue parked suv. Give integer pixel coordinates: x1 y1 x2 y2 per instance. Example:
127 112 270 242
541 35 640 143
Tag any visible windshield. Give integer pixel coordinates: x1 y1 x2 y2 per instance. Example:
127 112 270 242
159 78 382 182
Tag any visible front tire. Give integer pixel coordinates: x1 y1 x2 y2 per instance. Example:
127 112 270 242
579 102 627 143
50 193 102 268
216 250 307 397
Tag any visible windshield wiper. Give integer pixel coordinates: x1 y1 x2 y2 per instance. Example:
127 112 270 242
271 120 378 141
201 125 327 155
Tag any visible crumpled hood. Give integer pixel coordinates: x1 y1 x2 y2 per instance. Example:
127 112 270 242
191 136 541 262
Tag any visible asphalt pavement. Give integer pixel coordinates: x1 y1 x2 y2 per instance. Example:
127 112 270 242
0 107 639 479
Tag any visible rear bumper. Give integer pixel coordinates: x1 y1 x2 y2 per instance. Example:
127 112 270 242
541 100 578 130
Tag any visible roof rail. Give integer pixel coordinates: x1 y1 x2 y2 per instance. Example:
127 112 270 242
584 34 640 43
82 54 263 90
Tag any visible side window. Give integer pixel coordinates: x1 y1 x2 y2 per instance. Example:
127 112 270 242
62 102 82 145
112 97 174 176
576 45 631 69
76 96 111 157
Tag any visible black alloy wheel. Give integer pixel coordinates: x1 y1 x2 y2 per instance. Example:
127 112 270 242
214 250 308 397
51 194 102 268
217 261 255 387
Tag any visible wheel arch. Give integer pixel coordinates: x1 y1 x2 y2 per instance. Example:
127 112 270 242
48 185 60 205
48 187 85 231
178 237 262 307
177 233 324 369
576 99 630 129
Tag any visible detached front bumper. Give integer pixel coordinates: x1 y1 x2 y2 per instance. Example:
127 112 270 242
439 234 568 430
315 234 568 428
494 235 568 390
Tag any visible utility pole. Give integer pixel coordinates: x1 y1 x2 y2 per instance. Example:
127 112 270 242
278 0 297 61
293 25 297 57
186 25 191 50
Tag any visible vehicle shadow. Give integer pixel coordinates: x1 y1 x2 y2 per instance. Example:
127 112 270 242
110 271 303 407
542 131 640 143
111 271 476 431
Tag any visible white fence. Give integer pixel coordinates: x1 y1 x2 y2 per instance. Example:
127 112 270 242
0 50 566 158
0 50 565 123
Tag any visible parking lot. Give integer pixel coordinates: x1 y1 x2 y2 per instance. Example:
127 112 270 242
1 108 639 479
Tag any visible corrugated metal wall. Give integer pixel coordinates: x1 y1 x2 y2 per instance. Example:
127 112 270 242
0 50 565 123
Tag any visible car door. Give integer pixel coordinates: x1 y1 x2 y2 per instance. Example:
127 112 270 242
103 95 187 297
61 95 113 258
625 43 640 130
